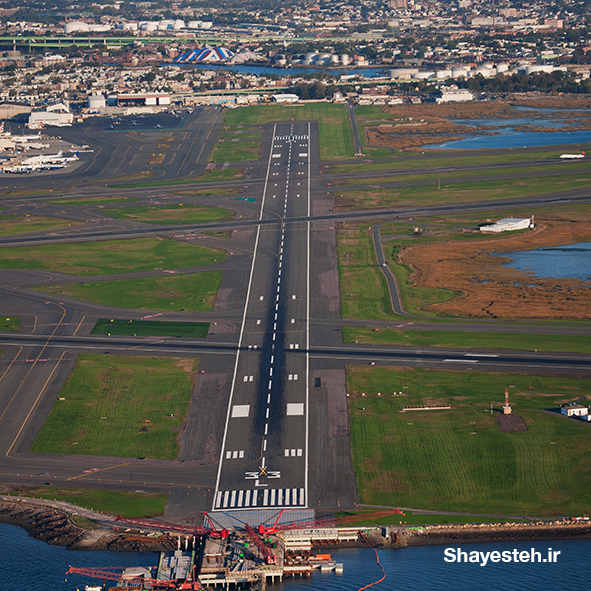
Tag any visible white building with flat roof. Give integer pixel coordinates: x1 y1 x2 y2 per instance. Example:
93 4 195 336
480 217 534 233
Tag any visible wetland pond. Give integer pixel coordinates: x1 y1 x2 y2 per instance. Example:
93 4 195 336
495 242 591 281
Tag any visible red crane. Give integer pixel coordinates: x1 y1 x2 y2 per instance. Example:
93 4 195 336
114 513 229 538
244 523 277 565
258 508 406 534
66 566 202 590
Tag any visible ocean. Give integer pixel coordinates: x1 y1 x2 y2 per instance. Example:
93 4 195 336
1 522 589 591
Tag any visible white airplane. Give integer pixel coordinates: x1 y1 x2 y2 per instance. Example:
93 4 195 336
560 151 585 159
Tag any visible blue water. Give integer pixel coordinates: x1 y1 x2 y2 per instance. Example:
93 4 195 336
174 63 387 78
2 522 591 591
498 242 591 281
429 129 591 150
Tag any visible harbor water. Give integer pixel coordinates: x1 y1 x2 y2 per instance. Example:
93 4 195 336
1 522 590 591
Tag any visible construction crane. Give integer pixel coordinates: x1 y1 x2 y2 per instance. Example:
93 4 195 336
244 523 277 565
66 566 202 590
258 508 406 534
114 513 229 538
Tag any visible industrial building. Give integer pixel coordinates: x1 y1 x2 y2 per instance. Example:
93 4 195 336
480 217 534 233
28 103 73 128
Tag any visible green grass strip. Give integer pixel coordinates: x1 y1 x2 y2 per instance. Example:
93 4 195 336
36 271 222 312
7 488 166 518
0 216 81 236
31 354 199 460
91 318 209 338
343 326 591 353
337 174 591 210
108 168 244 188
0 238 225 275
326 151 582 174
44 197 140 206
209 140 263 162
102 204 235 225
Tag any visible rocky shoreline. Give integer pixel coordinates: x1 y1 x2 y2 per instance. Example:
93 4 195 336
2 499 591 553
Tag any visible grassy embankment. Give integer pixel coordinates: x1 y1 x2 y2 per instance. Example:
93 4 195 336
223 103 355 160
91 318 209 338
5 488 167 519
31 354 199 459
0 237 225 275
335 172 591 210
102 204 235 225
347 365 591 516
0 215 82 236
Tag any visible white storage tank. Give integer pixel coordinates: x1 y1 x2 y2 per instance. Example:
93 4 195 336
330 54 340 64
436 69 451 79
452 67 469 78
174 20 185 29
496 62 509 73
341 54 350 65
412 71 434 79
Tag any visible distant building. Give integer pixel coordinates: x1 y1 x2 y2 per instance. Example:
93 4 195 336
561 404 589 417
273 94 300 103
436 89 474 103
480 217 534 233
28 103 73 128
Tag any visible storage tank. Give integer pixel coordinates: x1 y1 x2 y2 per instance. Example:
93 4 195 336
122 22 138 30
474 66 494 77
390 68 418 80
318 52 332 65
496 62 509 73
340 54 350 65
412 71 434 79
436 69 451 79
330 54 340 65
304 52 318 65
452 67 469 78
141 21 158 31
174 20 185 29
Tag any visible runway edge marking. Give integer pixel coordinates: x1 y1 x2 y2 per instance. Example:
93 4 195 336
212 123 278 511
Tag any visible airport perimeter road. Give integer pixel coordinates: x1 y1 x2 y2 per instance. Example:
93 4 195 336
211 122 312 512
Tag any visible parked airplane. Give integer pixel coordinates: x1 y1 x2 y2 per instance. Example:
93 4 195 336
560 152 586 159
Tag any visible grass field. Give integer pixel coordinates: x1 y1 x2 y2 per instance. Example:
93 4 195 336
31 354 199 459
325 151 568 174
44 197 140 206
209 140 262 162
6 488 166 518
0 238 225 275
338 227 395 320
91 318 209 338
109 168 245 188
0 317 19 332
336 174 591 210
223 103 355 160
343 326 591 353
102 204 235 225
348 365 591 516
0 215 80 236
36 271 222 312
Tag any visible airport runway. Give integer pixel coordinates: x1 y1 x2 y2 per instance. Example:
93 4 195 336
0 109 589 515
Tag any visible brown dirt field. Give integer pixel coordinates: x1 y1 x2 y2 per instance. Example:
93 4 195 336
399 219 591 319
148 154 165 164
